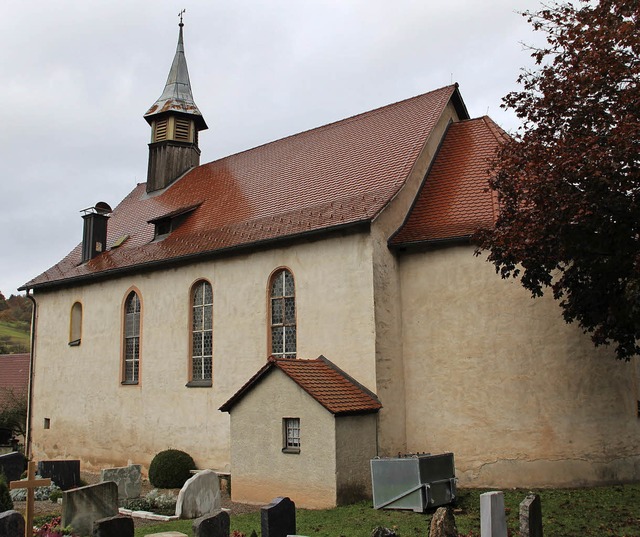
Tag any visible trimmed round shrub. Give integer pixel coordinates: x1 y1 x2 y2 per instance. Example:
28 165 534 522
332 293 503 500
148 449 196 489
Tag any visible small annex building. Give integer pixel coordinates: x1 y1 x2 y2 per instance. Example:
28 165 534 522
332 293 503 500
21 21 640 502
220 356 381 508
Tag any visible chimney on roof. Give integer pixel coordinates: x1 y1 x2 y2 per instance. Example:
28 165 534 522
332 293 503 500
143 16 208 193
81 202 112 263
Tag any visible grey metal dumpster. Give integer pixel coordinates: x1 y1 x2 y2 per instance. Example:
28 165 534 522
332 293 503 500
370 452 456 512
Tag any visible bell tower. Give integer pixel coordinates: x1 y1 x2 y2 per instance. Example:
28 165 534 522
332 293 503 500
144 13 208 193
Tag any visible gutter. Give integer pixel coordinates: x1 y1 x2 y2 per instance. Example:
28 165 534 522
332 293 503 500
24 290 37 459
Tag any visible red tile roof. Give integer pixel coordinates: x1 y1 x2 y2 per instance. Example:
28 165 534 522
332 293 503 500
24 85 464 290
0 354 29 406
390 117 506 246
220 356 382 416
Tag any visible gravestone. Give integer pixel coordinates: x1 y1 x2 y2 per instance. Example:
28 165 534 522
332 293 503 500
430 506 458 537
519 494 543 537
193 509 230 537
93 514 134 537
62 481 118 537
371 527 397 537
0 452 27 483
0 510 24 537
100 464 141 500
480 491 508 537
145 532 188 537
261 497 296 537
176 469 221 519
38 459 80 490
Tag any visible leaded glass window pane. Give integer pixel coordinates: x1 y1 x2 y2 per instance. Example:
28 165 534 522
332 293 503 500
123 292 141 383
191 281 213 382
270 270 296 358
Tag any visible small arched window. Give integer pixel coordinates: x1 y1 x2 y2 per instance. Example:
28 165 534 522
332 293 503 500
69 302 82 346
123 291 141 384
269 269 296 358
190 280 213 385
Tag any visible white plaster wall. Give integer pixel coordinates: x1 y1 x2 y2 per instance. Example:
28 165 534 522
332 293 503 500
30 232 376 474
371 101 462 456
398 245 640 487
335 414 378 503
228 369 337 508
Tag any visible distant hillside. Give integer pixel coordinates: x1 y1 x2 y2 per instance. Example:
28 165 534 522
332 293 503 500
0 292 31 353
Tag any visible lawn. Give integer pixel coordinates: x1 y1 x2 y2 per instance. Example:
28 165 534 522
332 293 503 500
0 320 30 352
133 484 640 537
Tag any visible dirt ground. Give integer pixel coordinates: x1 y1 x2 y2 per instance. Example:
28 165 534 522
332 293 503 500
13 471 260 530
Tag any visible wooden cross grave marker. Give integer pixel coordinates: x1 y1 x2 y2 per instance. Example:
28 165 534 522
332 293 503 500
10 460 52 537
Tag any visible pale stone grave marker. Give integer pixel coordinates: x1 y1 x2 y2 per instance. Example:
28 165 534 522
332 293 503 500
62 481 118 537
430 506 458 537
100 464 142 500
0 510 25 537
261 497 296 537
193 509 230 537
480 491 508 537
176 469 221 519
519 494 543 537
9 460 51 537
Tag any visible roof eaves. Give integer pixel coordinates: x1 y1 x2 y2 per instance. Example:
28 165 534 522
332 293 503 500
390 234 473 252
21 219 371 292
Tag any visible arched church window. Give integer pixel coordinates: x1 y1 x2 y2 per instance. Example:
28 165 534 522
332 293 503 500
189 280 213 386
69 302 82 346
123 290 141 384
269 269 296 358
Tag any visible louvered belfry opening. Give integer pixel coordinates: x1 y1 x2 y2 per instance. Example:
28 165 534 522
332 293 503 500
143 21 208 193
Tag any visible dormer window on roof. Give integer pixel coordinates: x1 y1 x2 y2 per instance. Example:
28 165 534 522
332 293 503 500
148 203 201 240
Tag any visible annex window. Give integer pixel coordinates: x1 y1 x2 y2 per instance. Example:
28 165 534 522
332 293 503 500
123 291 141 384
270 269 296 358
283 417 300 453
189 280 213 386
69 302 82 346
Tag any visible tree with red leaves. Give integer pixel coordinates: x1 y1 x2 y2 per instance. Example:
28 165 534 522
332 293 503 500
478 0 640 359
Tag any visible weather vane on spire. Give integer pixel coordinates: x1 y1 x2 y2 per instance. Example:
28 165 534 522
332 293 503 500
178 9 185 26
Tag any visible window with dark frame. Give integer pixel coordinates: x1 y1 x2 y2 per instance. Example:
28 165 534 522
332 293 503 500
190 280 213 385
283 417 301 452
270 269 296 358
123 291 141 384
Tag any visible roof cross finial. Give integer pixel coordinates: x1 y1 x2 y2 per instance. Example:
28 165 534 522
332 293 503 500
178 8 185 27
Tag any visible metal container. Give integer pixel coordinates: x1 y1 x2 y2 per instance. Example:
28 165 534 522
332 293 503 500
370 452 456 512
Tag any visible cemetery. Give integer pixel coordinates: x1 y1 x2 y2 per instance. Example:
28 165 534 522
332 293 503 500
2 450 640 536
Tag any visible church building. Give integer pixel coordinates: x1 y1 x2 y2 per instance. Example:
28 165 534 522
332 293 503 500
22 22 640 507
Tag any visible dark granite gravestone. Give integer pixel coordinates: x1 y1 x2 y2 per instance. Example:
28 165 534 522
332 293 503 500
519 494 543 537
0 452 27 482
62 481 119 537
38 460 80 490
93 514 134 537
193 510 230 537
261 497 296 537
0 510 25 537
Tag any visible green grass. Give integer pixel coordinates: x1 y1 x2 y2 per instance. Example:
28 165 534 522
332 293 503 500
134 484 640 537
0 320 30 353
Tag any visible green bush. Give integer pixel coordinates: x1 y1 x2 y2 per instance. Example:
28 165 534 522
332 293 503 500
148 449 196 489
0 471 13 512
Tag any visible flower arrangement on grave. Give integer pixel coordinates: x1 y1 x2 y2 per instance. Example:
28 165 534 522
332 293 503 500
33 516 79 537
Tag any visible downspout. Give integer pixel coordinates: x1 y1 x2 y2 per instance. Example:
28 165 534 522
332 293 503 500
25 289 37 460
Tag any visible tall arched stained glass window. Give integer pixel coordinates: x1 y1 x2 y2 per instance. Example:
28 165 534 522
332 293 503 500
123 291 141 384
270 269 296 358
191 280 213 383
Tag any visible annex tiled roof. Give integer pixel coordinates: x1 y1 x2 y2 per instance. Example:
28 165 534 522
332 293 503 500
219 356 382 416
390 116 506 247
0 354 29 406
24 85 463 290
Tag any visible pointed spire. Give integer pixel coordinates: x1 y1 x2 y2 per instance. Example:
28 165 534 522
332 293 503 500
144 16 207 131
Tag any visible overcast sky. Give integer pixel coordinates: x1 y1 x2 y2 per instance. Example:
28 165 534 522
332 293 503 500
0 0 545 297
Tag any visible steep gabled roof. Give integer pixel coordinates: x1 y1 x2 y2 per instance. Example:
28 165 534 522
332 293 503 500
24 85 464 290
390 116 506 247
0 354 29 407
219 356 382 416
